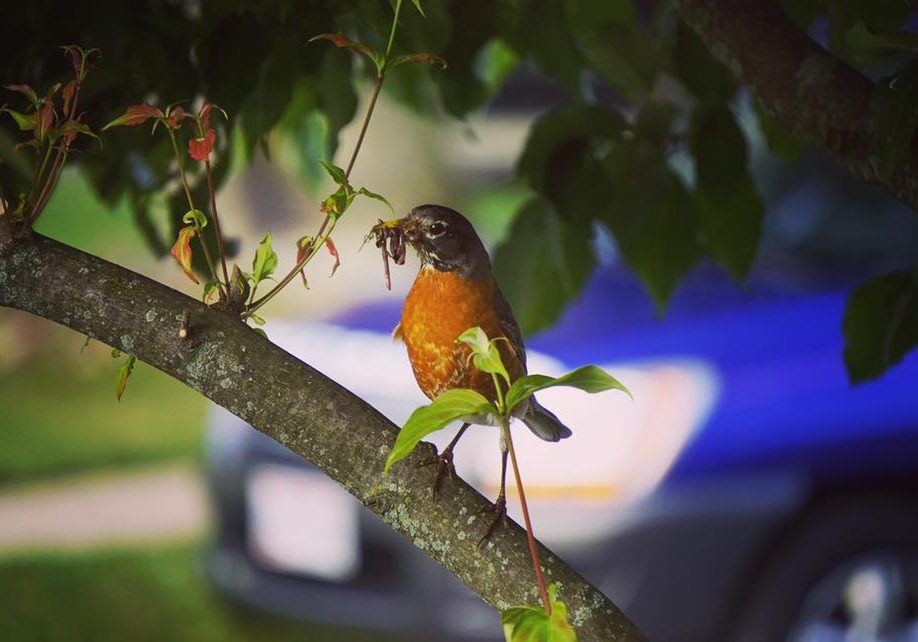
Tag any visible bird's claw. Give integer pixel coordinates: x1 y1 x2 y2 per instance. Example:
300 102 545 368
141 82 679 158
477 494 508 546
418 447 456 499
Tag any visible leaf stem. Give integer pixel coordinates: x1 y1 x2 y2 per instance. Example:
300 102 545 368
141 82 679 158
167 129 224 293
27 78 84 228
27 147 67 227
204 159 230 286
244 0 401 318
26 143 54 212
503 417 551 616
384 0 403 60
492 372 506 414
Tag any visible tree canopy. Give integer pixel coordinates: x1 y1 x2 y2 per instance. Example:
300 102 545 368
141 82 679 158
5 1 918 381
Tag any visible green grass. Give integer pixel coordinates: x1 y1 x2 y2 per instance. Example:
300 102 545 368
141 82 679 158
0 545 404 642
0 345 206 485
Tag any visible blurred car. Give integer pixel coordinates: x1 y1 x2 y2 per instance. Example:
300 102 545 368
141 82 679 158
203 182 918 642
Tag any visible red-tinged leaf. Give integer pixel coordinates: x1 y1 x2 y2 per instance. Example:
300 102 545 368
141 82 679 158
295 235 314 287
61 46 100 78
309 33 374 55
59 119 101 147
62 45 84 75
198 103 212 130
61 81 77 115
101 103 164 131
166 105 187 129
325 237 341 276
6 84 38 105
170 225 199 283
35 102 54 142
197 102 228 130
390 53 448 69
188 128 216 161
42 83 62 102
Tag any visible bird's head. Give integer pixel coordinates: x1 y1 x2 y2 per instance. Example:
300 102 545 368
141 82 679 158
381 204 491 277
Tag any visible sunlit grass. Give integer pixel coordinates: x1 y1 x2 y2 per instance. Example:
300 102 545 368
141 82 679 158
0 335 206 485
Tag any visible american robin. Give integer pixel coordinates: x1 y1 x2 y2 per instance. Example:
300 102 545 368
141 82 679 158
382 204 572 538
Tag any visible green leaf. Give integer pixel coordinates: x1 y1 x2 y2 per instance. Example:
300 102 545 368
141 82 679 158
694 176 763 281
843 270 918 383
601 142 699 312
845 21 918 65
872 61 918 180
253 327 269 339
505 365 631 414
576 24 661 100
251 233 279 284
58 119 103 148
80 336 92 355
501 584 577 642
493 198 595 334
318 159 348 186
385 389 497 473
456 326 511 386
322 184 356 216
689 106 763 280
115 355 137 402
518 106 626 194
317 49 358 159
310 33 385 74
182 208 208 230
781 0 824 30
503 0 585 96
634 100 680 147
249 313 266 326
753 100 800 162
202 280 221 303
564 0 634 31
236 37 298 151
673 19 736 104
410 0 426 17
1 107 36 131
356 187 395 214
389 53 448 69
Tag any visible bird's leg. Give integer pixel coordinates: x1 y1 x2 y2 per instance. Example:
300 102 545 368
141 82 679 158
420 422 469 498
479 444 510 545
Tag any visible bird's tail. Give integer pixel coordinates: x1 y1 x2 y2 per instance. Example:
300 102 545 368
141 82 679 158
521 397 572 442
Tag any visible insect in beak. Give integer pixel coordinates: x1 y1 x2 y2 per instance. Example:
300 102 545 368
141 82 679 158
367 218 408 290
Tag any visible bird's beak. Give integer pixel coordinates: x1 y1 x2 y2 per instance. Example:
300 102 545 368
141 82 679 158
379 216 420 243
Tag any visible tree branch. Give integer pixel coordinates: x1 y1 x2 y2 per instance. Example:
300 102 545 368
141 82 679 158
0 234 645 642
674 0 918 212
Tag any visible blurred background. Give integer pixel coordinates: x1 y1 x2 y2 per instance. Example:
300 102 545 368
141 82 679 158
4 2 918 642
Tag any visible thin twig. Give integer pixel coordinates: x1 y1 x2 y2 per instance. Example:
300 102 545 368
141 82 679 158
245 55 389 316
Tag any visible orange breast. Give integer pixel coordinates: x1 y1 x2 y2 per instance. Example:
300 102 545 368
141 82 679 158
400 266 524 401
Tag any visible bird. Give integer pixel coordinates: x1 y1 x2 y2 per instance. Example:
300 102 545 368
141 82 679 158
382 204 572 539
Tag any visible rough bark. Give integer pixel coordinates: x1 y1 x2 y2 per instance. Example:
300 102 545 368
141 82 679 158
0 232 646 642
674 0 918 212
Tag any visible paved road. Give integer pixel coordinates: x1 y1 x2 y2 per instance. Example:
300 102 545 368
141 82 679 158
0 463 208 555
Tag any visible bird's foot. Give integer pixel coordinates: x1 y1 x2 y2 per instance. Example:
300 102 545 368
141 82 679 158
418 446 457 499
477 494 508 546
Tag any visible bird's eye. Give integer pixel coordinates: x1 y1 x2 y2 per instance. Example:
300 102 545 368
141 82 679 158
428 221 447 237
